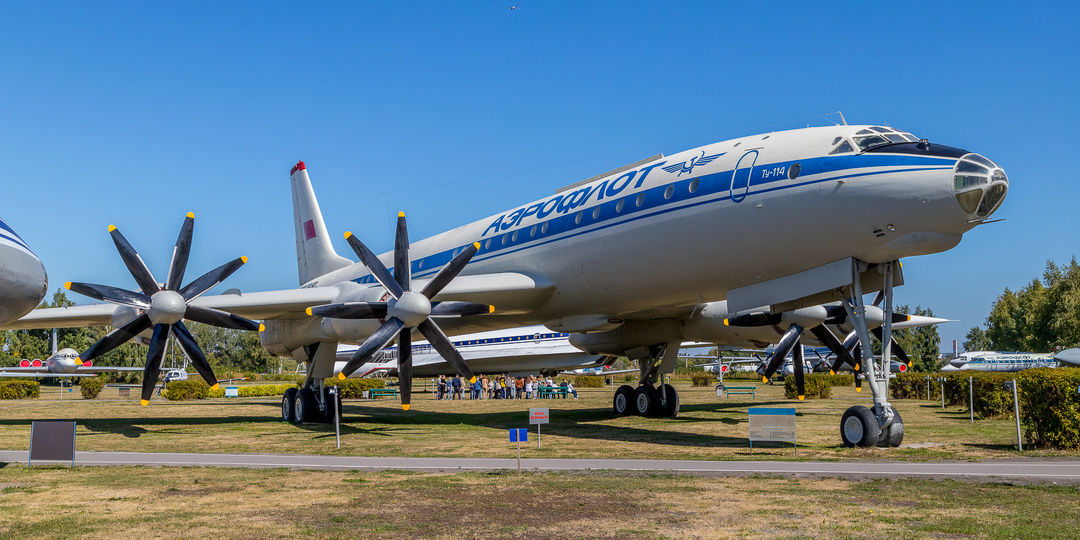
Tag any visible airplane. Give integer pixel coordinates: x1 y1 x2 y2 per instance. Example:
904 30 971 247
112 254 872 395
942 349 1080 372
337 325 613 378
2 123 1009 447
0 216 48 326
0 329 145 378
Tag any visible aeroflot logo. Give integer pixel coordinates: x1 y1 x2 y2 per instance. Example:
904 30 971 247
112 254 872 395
662 151 724 177
482 161 668 237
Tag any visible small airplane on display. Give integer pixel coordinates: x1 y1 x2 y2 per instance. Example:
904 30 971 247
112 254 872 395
942 349 1080 372
0 330 147 378
3 122 1010 447
0 216 48 326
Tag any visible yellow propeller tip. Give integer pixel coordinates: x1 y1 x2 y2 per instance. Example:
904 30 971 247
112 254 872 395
210 384 219 390
64 281 72 290
829 370 835 375
108 225 117 232
258 324 265 332
338 372 347 380
856 387 863 393
855 364 860 371
186 212 195 219
470 376 477 384
723 318 729 326
344 231 352 239
240 256 248 264
762 376 768 383
398 211 405 217
488 305 495 313
798 395 805 401
473 242 481 249
305 308 313 316
401 404 410 411
140 399 149 406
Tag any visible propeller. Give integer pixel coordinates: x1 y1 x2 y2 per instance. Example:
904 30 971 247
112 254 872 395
309 212 491 410
66 213 260 405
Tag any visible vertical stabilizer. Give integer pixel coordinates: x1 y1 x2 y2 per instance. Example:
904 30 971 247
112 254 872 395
291 161 352 285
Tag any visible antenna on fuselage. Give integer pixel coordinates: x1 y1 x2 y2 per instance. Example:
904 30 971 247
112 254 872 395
838 111 847 125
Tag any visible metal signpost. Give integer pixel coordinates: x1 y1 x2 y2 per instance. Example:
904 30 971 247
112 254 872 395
748 408 797 455
939 377 945 408
29 421 76 468
969 376 974 423
529 408 549 449
509 428 528 473
332 387 341 449
1005 379 1022 452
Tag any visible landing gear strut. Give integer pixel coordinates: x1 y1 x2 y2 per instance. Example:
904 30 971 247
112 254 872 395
612 342 681 418
840 259 905 447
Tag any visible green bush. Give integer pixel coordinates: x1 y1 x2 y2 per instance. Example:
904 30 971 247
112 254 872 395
164 380 210 400
1017 368 1080 450
783 374 832 399
891 372 1016 418
207 384 297 398
326 378 386 399
79 378 104 399
691 374 714 387
573 375 604 388
817 374 854 387
0 380 40 399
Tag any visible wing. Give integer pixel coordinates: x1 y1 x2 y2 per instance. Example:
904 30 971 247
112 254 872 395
0 371 98 378
661 162 686 173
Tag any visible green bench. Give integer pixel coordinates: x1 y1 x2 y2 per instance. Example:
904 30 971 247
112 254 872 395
369 388 400 400
723 385 756 398
539 386 568 399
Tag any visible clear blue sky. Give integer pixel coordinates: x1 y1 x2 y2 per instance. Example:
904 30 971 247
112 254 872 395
2 2 1077 353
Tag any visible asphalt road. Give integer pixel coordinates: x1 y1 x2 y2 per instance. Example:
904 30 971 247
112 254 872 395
3 450 1079 483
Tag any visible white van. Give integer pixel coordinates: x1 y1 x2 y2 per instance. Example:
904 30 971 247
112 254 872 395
163 370 188 382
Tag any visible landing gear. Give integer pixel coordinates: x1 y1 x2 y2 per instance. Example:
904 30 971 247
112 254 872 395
877 406 903 448
612 383 679 417
841 405 880 447
613 385 634 415
634 386 659 416
293 387 319 423
282 387 297 422
659 383 680 417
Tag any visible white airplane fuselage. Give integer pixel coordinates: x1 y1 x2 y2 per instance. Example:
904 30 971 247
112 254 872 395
0 217 47 326
948 351 1057 372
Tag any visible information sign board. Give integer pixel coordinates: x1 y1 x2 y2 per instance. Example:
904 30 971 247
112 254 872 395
29 421 76 468
528 408 549 424
748 408 797 445
509 428 528 442
225 387 239 397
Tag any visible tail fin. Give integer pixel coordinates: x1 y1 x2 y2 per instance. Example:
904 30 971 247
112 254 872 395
291 161 353 285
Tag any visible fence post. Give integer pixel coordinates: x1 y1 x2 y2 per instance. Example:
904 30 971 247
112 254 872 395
969 376 974 423
1012 378 1022 452
940 378 945 409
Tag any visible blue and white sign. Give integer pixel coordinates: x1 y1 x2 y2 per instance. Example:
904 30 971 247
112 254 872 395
225 387 239 397
748 407 797 444
509 428 528 442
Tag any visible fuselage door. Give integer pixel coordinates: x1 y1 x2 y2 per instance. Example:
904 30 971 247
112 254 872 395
730 150 759 203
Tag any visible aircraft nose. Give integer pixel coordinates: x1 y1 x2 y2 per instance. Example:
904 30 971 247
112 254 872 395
951 153 1008 219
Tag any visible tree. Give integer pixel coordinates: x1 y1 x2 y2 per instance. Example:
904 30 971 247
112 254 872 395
984 258 1080 352
963 326 992 352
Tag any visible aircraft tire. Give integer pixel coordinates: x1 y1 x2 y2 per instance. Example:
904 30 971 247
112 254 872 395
634 385 659 416
282 388 298 423
322 387 342 424
294 387 319 424
660 384 680 418
613 385 635 415
840 405 880 448
877 407 904 447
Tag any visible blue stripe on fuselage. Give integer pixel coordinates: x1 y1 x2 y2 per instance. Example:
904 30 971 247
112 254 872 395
350 153 955 286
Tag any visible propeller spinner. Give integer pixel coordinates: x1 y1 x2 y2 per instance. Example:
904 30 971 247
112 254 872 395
66 213 260 405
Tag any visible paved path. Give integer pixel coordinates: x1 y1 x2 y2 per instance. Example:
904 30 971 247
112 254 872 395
3 450 1079 483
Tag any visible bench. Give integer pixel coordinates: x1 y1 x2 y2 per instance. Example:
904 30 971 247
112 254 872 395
539 386 568 399
724 385 756 398
369 388 400 400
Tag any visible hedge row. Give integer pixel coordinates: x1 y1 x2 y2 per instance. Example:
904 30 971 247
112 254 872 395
79 378 104 399
691 374 714 387
890 372 1018 418
207 384 296 398
783 374 834 399
573 375 605 388
164 380 211 400
326 378 386 398
0 380 39 399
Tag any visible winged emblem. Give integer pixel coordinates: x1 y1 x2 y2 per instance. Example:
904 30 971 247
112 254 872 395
662 151 725 176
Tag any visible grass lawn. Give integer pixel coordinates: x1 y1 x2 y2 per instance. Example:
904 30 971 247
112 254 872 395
0 378 1069 461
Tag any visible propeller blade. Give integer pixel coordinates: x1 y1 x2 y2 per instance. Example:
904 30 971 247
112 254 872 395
178 256 247 300
65 281 150 309
417 319 474 381
345 232 404 300
398 329 412 410
429 301 493 317
420 242 480 299
394 212 410 292
809 325 857 374
338 318 404 379
166 213 194 291
172 321 219 389
109 225 161 295
183 305 260 331
871 290 885 307
793 340 806 400
852 343 863 392
307 302 388 320
872 327 912 368
80 313 152 363
823 304 848 325
140 324 170 405
762 324 803 381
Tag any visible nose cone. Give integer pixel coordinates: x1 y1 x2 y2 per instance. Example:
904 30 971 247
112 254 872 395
0 245 47 325
952 153 1008 219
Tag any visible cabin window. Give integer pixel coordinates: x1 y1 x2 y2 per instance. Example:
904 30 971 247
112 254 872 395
592 207 601 219
635 193 645 207
689 178 699 193
664 185 674 199
574 212 583 224
616 198 625 212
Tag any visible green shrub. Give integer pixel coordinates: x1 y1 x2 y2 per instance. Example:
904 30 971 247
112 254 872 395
0 380 40 399
1017 368 1080 450
573 375 604 388
817 374 854 387
326 378 386 399
691 374 713 387
783 374 832 399
207 384 296 398
164 380 210 400
79 378 104 399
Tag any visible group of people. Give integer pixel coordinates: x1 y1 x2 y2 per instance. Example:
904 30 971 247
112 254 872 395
435 374 578 400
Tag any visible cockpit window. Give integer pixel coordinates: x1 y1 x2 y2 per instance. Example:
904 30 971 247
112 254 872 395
829 140 854 154
953 153 1009 218
870 126 892 134
853 135 889 150
856 129 873 135
885 134 907 143
832 137 842 145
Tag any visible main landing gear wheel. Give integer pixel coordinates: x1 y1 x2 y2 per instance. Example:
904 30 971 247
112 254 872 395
660 383 680 418
840 405 881 448
634 385 659 416
282 388 298 423
877 406 904 448
293 387 319 424
613 385 634 415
